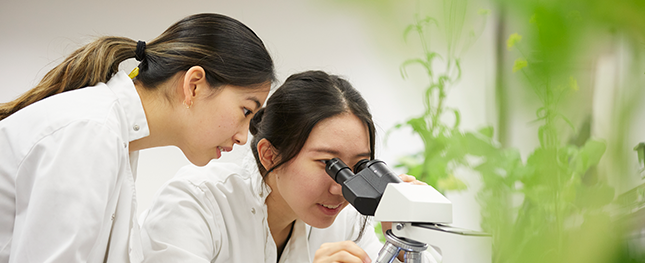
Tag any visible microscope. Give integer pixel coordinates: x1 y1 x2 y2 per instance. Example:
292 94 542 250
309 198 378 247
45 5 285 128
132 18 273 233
325 158 492 263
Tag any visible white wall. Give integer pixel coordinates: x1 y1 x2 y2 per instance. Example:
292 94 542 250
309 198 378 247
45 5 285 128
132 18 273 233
0 0 496 230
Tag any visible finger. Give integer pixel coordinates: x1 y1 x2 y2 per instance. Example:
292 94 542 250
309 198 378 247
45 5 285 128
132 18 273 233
330 250 368 263
397 174 426 185
316 241 371 263
381 221 392 232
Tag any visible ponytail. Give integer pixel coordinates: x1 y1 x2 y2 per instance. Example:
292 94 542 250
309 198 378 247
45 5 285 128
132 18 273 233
0 37 137 120
1 13 275 121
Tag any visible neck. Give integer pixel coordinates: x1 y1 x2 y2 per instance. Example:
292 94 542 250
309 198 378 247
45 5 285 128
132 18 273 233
265 174 297 256
128 83 179 152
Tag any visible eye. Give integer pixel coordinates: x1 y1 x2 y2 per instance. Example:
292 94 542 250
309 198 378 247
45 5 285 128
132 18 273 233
243 108 252 117
316 159 330 167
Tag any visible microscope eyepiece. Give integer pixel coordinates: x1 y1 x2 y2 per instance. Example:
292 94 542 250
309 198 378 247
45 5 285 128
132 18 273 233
353 159 369 173
325 158 354 184
324 157 403 216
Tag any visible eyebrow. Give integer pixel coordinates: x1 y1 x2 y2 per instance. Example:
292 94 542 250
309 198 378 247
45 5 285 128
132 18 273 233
309 148 372 158
247 97 262 111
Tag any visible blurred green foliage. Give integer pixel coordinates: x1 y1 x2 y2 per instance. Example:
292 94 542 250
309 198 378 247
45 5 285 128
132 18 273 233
324 0 645 262
387 0 490 193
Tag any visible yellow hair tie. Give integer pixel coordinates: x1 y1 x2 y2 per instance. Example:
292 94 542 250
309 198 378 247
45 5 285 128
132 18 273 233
128 67 140 79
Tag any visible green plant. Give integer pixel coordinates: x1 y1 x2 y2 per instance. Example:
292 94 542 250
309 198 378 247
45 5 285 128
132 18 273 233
393 1 617 262
475 5 617 262
324 0 645 261
390 0 491 192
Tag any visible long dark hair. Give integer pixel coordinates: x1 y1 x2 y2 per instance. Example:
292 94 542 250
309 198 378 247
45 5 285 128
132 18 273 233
0 13 275 120
249 70 375 241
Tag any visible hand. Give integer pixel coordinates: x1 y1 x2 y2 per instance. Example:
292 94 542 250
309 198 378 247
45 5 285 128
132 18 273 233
314 241 372 263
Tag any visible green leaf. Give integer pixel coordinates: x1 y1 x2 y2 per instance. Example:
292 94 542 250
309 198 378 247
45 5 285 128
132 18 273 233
464 132 497 156
437 75 450 88
578 139 607 170
507 33 523 50
512 58 528 72
452 108 461 129
438 174 468 191
478 126 495 139
524 147 560 186
419 16 439 27
403 24 416 43
407 117 429 134
558 114 576 133
569 76 579 91
455 58 463 81
400 59 430 79
576 182 615 208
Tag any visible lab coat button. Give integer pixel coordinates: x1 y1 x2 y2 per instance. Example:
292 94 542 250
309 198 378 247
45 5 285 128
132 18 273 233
133 125 140 131
259 192 263 197
251 208 256 214
111 214 115 220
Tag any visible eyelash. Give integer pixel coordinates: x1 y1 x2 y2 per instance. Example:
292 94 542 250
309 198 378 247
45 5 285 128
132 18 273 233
243 108 252 117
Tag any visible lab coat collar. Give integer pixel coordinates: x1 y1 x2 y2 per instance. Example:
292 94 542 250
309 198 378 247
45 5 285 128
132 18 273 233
107 71 149 142
280 219 311 263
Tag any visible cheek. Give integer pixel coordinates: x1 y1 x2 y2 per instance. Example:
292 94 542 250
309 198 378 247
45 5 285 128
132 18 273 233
197 106 238 140
279 166 327 202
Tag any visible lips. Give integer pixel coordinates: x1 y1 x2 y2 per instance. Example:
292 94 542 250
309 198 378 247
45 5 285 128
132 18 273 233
217 146 233 152
321 203 341 209
318 203 344 216
215 146 232 159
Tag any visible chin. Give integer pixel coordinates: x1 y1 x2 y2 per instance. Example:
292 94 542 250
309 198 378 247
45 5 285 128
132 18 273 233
307 217 337 229
186 155 212 167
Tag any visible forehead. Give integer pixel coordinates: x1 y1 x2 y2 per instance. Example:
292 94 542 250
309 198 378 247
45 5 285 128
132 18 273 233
302 113 371 157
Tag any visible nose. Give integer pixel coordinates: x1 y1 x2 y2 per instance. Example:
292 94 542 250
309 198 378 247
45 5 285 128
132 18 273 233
329 180 343 196
233 122 249 145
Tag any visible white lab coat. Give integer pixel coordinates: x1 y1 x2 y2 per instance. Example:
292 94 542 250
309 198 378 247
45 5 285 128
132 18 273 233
0 71 147 263
140 153 440 263
140 153 383 263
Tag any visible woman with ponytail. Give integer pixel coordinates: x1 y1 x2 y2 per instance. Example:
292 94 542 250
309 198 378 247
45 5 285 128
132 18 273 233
0 13 274 263
140 71 437 263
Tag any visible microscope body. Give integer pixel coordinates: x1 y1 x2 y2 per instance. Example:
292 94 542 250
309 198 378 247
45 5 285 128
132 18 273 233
325 158 492 263
374 183 492 263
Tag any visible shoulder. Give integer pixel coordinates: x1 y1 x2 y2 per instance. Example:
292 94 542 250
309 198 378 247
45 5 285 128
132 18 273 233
159 162 257 204
0 83 124 145
173 162 250 186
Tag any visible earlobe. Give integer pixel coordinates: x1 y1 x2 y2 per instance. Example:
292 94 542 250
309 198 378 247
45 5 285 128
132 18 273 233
257 138 279 172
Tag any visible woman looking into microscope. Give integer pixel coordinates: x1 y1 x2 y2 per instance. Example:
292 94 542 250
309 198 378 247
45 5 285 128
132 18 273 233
0 13 274 262
140 70 439 263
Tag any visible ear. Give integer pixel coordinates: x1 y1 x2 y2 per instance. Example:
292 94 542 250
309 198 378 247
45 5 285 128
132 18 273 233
181 66 207 107
257 138 280 172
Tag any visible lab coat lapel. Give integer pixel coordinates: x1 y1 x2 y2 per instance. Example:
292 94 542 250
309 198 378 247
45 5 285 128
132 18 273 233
279 220 310 263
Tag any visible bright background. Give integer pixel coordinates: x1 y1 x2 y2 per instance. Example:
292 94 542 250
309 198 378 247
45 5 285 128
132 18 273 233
4 0 642 236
